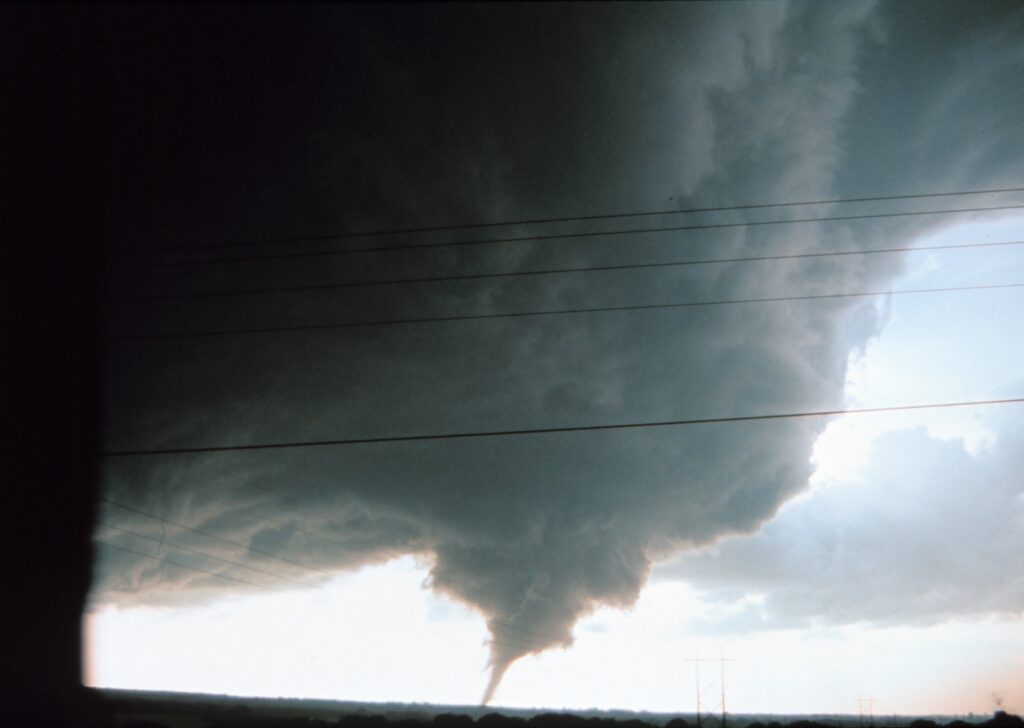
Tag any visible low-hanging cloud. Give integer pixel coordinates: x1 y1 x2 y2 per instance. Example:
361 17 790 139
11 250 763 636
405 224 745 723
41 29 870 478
92 2 1024 703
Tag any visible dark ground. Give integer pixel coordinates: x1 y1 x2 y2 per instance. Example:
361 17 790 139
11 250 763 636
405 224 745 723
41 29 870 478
96 690 1023 728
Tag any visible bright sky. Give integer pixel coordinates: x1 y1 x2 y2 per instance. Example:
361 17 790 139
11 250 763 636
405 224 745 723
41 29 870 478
810 215 1024 484
86 217 1024 716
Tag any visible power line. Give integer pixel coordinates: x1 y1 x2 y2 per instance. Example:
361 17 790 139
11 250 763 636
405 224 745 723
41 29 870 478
94 538 273 592
107 239 1024 305
114 203 1024 271
99 396 1024 458
102 497 336 577
96 519 319 589
108 282 1024 342
109 185 1024 257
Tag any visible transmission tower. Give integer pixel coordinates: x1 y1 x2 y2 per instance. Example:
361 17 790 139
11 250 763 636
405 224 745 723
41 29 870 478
857 697 876 728
685 652 735 728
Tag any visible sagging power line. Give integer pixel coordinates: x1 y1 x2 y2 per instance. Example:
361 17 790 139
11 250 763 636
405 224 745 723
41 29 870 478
114 203 1024 271
108 282 1024 342
99 397 1024 458
107 239 1024 305
108 184 1024 258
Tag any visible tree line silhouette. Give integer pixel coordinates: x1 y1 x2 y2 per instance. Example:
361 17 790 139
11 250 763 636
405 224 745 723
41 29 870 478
107 709 1024 728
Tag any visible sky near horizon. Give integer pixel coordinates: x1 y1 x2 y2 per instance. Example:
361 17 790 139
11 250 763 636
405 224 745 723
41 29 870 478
87 1 1023 715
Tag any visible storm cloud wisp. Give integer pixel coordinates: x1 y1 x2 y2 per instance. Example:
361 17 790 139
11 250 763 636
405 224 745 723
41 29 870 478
92 2 1024 702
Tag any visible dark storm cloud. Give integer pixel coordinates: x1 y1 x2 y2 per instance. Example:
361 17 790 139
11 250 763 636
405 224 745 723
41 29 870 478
91 1 1024 700
656 404 1024 631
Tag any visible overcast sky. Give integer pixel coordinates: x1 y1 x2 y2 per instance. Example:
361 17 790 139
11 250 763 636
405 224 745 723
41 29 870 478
88 1 1023 714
